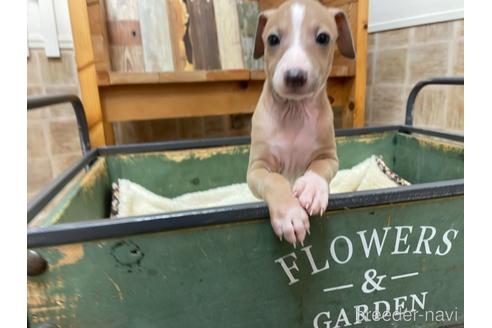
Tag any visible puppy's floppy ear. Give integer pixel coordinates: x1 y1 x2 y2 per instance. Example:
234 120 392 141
253 10 275 59
330 9 356 59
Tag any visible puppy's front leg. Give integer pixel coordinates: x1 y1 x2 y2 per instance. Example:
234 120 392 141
247 164 309 246
293 157 339 216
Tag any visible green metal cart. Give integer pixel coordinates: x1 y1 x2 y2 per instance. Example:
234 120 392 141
27 77 464 328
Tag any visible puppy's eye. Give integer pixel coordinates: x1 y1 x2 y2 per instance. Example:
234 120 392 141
316 32 330 45
267 34 280 46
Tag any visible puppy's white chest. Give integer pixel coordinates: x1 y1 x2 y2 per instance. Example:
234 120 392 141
268 115 319 180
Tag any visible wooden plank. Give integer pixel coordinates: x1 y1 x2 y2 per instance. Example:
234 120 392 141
87 0 112 81
109 71 206 84
90 32 110 73
70 2 96 67
94 120 112 146
68 0 114 145
105 0 145 72
105 0 139 20
206 69 249 81
109 70 250 85
186 0 222 70
236 0 264 70
97 70 111 85
352 0 368 127
213 0 244 69
331 63 355 76
106 67 353 86
109 72 160 84
77 67 105 131
101 81 264 122
139 0 175 72
340 80 356 128
88 0 114 140
106 21 142 45
158 71 207 83
109 46 145 72
167 0 194 71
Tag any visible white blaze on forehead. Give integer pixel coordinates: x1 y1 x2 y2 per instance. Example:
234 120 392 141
273 2 312 94
291 3 305 47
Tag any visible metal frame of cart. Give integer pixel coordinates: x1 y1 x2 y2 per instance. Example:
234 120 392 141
27 77 464 249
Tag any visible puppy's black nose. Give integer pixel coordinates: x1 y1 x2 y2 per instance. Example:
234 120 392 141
284 69 307 88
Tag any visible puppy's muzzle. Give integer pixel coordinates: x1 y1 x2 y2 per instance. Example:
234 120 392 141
284 69 307 89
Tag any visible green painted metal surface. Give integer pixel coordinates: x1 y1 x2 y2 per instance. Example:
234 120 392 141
48 158 112 225
28 132 464 327
394 134 464 183
105 146 251 198
46 133 398 225
29 198 463 327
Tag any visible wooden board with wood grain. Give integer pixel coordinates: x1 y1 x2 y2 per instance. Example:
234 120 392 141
105 0 145 72
100 80 264 122
167 0 194 71
352 0 368 127
186 0 222 70
214 0 245 69
139 0 175 72
86 0 111 84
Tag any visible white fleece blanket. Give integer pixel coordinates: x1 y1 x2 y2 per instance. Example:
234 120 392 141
111 155 409 218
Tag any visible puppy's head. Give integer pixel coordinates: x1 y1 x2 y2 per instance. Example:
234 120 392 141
254 0 355 100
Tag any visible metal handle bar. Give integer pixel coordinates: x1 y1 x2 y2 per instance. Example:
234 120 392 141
405 77 464 126
28 94 91 154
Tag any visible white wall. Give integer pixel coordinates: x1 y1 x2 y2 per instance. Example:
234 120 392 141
368 0 464 33
27 0 73 57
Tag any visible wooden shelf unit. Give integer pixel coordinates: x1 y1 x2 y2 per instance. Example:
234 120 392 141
105 66 355 86
68 0 368 146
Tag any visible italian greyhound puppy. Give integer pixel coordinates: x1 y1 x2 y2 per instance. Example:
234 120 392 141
247 0 356 246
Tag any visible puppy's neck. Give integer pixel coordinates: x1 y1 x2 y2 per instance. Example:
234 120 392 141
264 82 325 127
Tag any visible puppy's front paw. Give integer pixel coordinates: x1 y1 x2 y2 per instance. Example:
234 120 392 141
270 198 309 247
293 171 329 216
